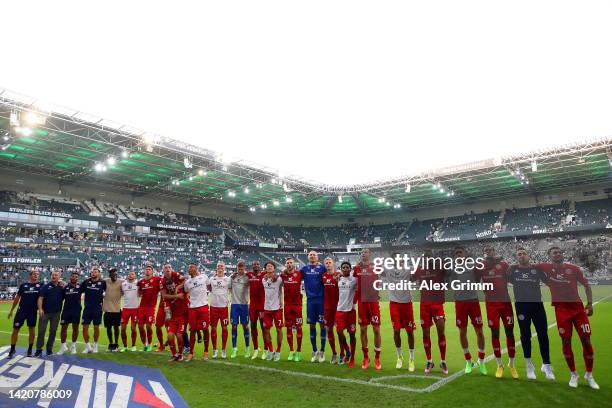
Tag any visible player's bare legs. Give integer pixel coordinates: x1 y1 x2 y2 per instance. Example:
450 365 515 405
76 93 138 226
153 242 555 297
326 322 336 362
82 324 90 349
459 326 485 374
393 328 414 370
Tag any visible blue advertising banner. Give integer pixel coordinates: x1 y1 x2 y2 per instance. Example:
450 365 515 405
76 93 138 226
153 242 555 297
0 346 188 408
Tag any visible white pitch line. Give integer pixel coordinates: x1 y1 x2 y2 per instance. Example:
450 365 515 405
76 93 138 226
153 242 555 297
424 293 612 392
205 359 432 393
370 374 444 381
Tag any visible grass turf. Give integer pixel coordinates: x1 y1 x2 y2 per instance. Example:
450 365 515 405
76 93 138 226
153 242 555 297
1 286 611 407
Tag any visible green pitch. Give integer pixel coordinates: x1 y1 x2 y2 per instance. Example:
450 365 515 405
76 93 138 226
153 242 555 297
1 286 611 407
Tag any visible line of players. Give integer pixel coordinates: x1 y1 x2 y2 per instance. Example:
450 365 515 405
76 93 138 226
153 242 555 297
5 246 599 390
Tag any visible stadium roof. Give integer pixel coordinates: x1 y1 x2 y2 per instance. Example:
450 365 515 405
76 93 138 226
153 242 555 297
1 88 611 216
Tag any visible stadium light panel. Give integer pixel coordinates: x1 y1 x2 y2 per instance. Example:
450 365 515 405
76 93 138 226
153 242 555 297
249 207 256 212
188 175 194 181
121 150 129 158
228 191 236 197
16 127 33 137
107 157 116 165
22 111 46 126
260 203 267 209
198 169 207 176
244 187 250 194
273 200 280 206
285 196 293 203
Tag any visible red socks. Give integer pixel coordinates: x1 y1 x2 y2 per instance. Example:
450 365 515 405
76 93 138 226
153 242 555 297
562 342 576 372
438 335 446 360
507 336 516 358
583 342 594 372
423 336 432 360
492 336 501 358
296 327 303 352
287 329 294 352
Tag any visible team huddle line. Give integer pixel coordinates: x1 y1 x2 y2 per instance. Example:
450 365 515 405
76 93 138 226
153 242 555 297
5 246 600 391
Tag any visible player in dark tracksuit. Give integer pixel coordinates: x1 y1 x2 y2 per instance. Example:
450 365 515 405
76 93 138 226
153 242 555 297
7 270 42 358
507 247 555 381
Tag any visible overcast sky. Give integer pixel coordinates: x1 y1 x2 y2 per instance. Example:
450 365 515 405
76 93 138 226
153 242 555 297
3 1 611 185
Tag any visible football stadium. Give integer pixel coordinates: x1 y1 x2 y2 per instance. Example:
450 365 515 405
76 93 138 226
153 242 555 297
2 2 612 408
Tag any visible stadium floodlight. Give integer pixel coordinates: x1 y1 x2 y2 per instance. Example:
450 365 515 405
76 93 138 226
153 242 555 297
440 187 445 193
531 160 538 172
142 133 159 145
273 200 280 207
436 182 441 189
15 127 33 137
107 156 116 166
393 203 401 209
249 206 256 212
183 157 192 169
228 191 236 197
244 187 250 194
22 111 46 126
121 150 129 158
261 203 267 209
285 196 293 203
171 179 180 186
94 163 107 172
188 175 194 181
198 169 207 176
256 183 263 189
405 183 411 193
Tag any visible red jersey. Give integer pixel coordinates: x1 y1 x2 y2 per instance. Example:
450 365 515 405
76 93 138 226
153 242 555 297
281 270 303 306
475 259 510 302
161 271 186 314
247 271 265 306
169 286 188 316
322 271 339 310
353 263 379 303
412 266 446 303
537 262 588 306
137 276 162 308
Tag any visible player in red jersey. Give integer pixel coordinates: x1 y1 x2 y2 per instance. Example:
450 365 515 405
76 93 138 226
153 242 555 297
538 247 599 389
322 257 340 364
411 249 447 374
262 262 283 361
153 264 175 352
136 265 162 351
335 261 358 367
161 270 187 362
247 260 265 360
155 264 187 352
281 257 304 362
475 247 518 379
353 248 382 370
